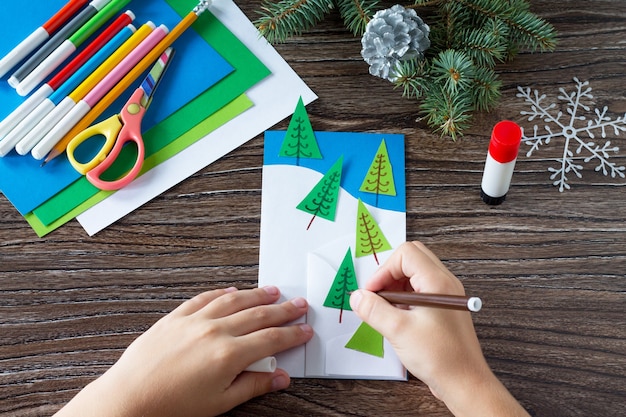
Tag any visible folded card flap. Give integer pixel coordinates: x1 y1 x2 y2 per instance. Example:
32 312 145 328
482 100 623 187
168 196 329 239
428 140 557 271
304 237 406 380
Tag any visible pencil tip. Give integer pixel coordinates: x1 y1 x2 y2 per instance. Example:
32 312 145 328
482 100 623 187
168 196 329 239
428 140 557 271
41 150 59 167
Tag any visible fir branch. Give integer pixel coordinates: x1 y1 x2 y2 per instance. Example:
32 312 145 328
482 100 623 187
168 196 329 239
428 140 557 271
456 0 556 53
420 83 473 140
431 49 474 94
255 0 335 43
336 0 379 36
411 0 442 6
393 58 430 98
471 66 501 111
505 8 558 52
452 26 507 68
255 0 558 139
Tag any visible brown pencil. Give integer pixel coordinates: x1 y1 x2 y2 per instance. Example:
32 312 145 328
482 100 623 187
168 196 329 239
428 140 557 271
377 291 482 312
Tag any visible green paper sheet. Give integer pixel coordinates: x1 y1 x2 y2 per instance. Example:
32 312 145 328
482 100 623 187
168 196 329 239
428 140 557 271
27 94 254 236
31 0 269 229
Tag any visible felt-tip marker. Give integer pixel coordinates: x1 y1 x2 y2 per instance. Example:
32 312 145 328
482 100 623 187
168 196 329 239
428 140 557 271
376 291 482 312
0 24 136 157
7 0 113 89
42 0 214 164
16 0 133 96
480 120 522 205
32 23 168 160
0 0 89 78
0 13 134 142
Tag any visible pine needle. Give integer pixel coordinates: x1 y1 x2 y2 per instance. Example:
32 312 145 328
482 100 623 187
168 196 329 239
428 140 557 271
337 0 379 36
393 58 430 98
255 0 335 43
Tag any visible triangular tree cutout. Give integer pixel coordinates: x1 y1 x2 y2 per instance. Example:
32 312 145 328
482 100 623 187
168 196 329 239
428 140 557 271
359 139 396 207
297 155 343 230
345 321 384 358
323 247 358 323
278 96 322 165
355 199 392 265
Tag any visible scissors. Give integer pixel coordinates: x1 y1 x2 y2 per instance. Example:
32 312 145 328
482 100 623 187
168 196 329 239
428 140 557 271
67 47 175 191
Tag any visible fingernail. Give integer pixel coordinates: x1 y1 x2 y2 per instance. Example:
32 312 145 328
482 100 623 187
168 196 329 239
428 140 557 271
299 323 313 334
224 287 238 293
271 374 289 391
262 285 279 296
290 297 307 308
350 290 362 311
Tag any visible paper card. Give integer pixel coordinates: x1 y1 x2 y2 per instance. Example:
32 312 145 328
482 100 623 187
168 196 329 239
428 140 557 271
76 0 318 235
259 130 406 379
0 0 234 214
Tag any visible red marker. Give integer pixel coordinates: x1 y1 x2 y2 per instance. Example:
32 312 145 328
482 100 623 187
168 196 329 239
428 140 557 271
0 0 89 78
48 10 135 92
480 120 522 205
0 11 134 142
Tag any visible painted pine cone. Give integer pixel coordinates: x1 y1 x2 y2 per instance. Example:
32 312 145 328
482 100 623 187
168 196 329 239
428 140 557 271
361 5 430 81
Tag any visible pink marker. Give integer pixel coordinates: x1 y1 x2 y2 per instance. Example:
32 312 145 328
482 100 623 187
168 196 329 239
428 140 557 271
31 24 169 160
480 120 522 205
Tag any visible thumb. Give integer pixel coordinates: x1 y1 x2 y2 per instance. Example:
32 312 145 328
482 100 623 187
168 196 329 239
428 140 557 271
223 369 290 410
350 289 407 340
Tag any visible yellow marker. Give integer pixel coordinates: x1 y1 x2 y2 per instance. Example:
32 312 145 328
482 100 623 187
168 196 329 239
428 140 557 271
43 2 212 164
69 21 155 102
8 22 157 158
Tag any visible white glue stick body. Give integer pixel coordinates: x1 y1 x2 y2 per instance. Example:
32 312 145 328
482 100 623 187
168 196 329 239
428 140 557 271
244 356 276 372
480 120 522 205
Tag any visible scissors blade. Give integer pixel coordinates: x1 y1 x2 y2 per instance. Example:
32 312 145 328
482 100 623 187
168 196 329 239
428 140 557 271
139 47 175 109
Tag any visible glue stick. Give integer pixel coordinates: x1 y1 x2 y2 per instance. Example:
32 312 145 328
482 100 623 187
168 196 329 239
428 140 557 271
480 120 522 205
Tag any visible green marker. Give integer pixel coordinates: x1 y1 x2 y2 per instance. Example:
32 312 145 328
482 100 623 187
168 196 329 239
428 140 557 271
15 0 133 96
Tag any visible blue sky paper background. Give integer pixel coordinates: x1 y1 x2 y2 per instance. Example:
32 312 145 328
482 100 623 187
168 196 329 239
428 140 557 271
264 130 405 212
0 0 233 214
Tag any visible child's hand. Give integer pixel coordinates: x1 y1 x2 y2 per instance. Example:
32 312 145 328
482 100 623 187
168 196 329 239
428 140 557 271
350 241 529 417
55 286 313 417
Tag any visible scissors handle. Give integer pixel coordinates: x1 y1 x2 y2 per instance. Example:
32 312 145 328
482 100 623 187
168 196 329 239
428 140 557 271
67 114 123 174
87 88 147 191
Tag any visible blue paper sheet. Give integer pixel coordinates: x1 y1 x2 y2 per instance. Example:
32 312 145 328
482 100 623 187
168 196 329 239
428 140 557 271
264 131 406 212
0 0 233 214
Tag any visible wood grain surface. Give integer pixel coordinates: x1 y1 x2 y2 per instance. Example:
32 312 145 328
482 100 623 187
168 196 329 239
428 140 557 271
1 1 625 416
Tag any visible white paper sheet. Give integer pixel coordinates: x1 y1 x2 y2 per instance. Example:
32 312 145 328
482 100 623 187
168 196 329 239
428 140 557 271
77 0 317 235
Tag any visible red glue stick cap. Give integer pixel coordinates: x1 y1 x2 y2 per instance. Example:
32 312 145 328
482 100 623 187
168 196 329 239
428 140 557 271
489 121 522 163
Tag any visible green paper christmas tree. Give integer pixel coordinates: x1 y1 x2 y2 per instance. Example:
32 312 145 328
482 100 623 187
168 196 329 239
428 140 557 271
359 139 396 206
297 155 343 230
323 247 359 323
345 321 384 358
279 96 322 165
355 199 392 265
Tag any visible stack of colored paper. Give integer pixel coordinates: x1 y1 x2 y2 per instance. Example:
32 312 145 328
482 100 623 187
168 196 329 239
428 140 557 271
0 0 316 236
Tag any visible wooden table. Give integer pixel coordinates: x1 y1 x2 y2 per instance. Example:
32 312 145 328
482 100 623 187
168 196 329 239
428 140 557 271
1 1 624 416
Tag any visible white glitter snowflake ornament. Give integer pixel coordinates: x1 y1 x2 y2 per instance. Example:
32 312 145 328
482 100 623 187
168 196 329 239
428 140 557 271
517 77 626 191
